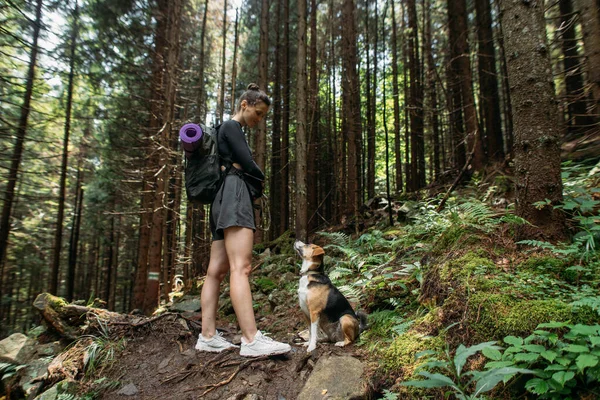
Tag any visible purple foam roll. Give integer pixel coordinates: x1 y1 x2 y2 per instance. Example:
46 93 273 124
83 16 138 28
179 123 203 156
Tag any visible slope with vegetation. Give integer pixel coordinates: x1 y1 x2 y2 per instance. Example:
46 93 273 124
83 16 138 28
1 160 599 399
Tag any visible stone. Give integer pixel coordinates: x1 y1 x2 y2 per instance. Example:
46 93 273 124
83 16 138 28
0 333 35 364
20 357 52 395
27 326 46 339
298 356 365 400
170 296 201 313
33 384 58 400
35 341 64 357
117 383 139 396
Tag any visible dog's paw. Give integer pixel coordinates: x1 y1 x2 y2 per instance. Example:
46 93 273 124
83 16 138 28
307 343 316 352
334 341 346 347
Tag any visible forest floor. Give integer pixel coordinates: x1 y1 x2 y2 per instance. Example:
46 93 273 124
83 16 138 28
97 298 369 400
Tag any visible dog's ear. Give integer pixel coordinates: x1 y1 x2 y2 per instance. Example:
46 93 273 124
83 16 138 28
312 246 325 258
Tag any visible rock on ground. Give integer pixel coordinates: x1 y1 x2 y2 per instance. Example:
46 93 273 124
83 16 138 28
298 355 365 400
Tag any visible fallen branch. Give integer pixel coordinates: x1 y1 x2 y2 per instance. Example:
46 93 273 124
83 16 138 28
108 312 176 327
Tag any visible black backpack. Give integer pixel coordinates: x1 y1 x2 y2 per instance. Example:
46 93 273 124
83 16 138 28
184 124 222 204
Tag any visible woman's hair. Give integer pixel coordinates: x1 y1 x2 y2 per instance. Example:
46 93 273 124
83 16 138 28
236 83 271 112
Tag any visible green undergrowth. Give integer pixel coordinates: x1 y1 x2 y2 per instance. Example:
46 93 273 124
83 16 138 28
284 161 600 398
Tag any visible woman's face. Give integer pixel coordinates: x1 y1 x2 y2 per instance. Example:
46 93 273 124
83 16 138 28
241 101 269 128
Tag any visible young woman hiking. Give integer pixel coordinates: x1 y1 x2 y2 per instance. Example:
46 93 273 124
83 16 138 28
195 83 291 357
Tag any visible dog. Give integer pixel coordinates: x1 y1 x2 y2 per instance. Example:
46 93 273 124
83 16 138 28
294 240 367 352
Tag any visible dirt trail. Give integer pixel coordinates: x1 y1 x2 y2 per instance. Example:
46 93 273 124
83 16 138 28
101 311 367 400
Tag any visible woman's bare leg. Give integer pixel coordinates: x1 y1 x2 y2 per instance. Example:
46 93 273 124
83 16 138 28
200 239 230 338
223 226 257 343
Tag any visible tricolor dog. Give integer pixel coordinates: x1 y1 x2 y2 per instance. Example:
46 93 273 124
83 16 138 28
294 240 367 352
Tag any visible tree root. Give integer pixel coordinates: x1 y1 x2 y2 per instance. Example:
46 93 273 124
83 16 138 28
184 356 269 397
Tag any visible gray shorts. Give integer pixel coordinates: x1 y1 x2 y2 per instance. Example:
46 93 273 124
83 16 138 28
210 174 256 241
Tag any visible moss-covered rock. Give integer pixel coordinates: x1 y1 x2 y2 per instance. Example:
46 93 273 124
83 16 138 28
254 277 277 294
468 293 597 341
374 332 445 398
439 251 495 283
519 255 570 273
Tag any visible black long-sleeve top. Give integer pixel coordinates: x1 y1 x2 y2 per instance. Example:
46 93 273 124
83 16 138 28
218 120 265 181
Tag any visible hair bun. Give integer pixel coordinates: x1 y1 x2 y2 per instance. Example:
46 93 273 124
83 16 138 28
247 83 260 91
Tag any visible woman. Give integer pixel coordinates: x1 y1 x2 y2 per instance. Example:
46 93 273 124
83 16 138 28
195 84 291 357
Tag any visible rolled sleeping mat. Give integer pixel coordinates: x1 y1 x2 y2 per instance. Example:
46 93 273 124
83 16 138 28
179 123 203 157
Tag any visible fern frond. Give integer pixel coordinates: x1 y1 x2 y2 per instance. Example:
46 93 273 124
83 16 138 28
317 231 351 246
328 266 354 280
336 284 363 303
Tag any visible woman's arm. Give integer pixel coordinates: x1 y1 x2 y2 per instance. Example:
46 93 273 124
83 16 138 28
221 121 265 181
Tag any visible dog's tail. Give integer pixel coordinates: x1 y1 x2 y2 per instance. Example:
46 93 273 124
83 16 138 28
357 310 369 334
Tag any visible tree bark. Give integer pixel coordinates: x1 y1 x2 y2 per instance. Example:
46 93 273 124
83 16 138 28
255 0 269 243
218 0 228 124
295 0 308 241
270 0 283 238
0 0 44 303
448 0 484 172
499 0 568 242
475 0 504 161
390 0 403 193
281 0 291 234
558 0 595 137
307 0 319 233
143 0 182 314
425 0 441 180
341 0 361 222
231 8 239 114
50 1 79 295
575 0 600 122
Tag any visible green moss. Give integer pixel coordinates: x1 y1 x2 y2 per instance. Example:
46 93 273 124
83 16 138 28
432 225 465 253
374 332 445 398
379 332 444 376
254 277 277 294
519 256 570 273
439 251 495 283
468 293 595 341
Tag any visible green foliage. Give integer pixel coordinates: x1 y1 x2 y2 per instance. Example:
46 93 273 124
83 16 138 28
254 277 277 294
361 310 413 346
401 342 533 399
80 315 126 377
0 362 26 381
483 322 600 399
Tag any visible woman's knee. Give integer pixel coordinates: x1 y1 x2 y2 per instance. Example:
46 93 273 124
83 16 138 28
230 263 252 278
206 261 229 282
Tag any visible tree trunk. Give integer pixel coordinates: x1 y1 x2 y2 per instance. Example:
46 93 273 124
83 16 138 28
365 1 376 200
143 0 182 314
198 0 209 120
67 160 84 302
0 0 43 302
499 0 568 242
307 0 319 233
281 0 291 234
50 1 79 296
407 0 425 190
218 0 228 124
255 0 269 243
231 8 239 114
475 0 504 161
575 0 600 122
425 0 441 180
448 0 484 172
295 0 308 241
341 0 361 222
270 0 283 238
559 0 595 137
391 0 403 193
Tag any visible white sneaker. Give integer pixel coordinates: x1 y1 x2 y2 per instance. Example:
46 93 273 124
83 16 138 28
240 330 291 357
195 331 239 353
